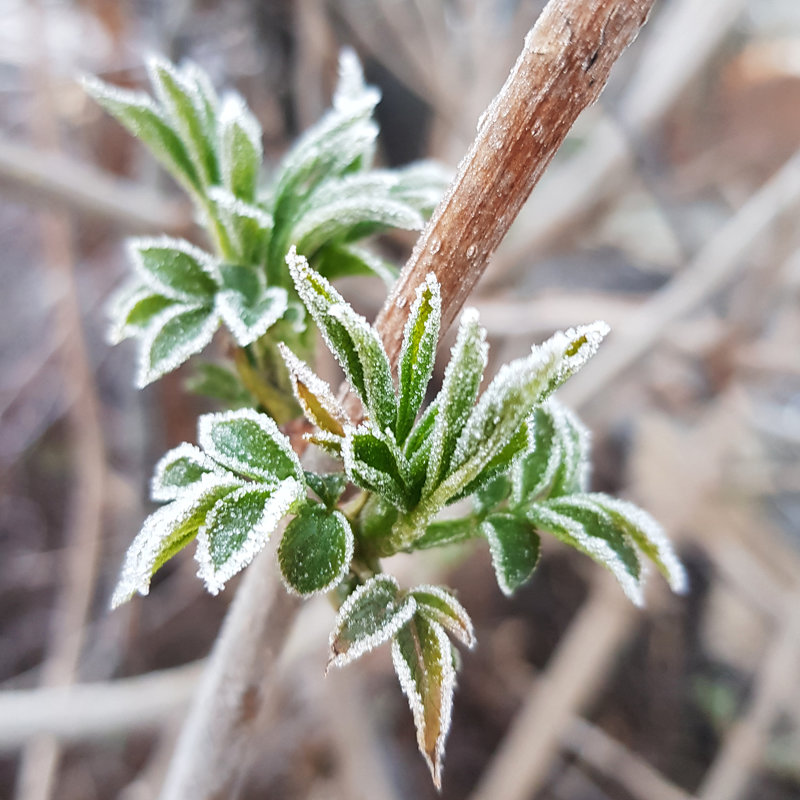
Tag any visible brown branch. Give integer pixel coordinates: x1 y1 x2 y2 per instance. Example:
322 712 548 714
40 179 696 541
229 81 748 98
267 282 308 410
158 1 656 795
376 0 656 363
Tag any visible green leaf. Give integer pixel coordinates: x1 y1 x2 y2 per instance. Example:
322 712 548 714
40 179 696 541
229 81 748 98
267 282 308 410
288 248 397 432
413 516 478 551
304 471 347 508
137 304 219 387
425 308 488 493
128 237 219 301
218 93 262 202
151 443 224 501
147 56 219 186
278 504 354 596
343 425 410 511
185 362 252 407
405 402 438 496
197 479 304 594
207 188 273 265
396 274 441 445
526 497 644 605
480 513 541 596
279 343 348 437
410 585 475 648
107 283 175 344
392 615 456 789
82 76 201 192
472 474 512 517
583 494 688 593
216 264 288 346
198 408 303 483
329 574 416 668
110 476 241 608
314 243 398 287
389 161 451 216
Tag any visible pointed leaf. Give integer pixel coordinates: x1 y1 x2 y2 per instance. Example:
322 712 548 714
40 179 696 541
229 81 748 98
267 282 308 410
584 494 688 593
329 574 416 668
198 408 303 483
150 442 225 502
218 93 262 201
111 475 241 608
82 76 201 192
128 237 219 301
414 516 478 551
186 361 252 407
107 283 175 344
480 513 541 596
304 471 347 508
206 188 273 265
137 303 219 387
389 161 451 216
410 585 475 648
196 479 304 594
278 504 354 596
279 343 348 437
216 264 287 345
396 274 441 444
472 474 512 517
314 243 398 286
288 248 397 431
342 425 410 511
392 615 456 789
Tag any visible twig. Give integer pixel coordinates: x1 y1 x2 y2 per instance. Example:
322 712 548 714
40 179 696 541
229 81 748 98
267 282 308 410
470 575 636 800
698 591 800 800
0 136 191 234
14 5 108 799
561 149 800 409
376 0 657 365
158 2 656 795
0 663 202 751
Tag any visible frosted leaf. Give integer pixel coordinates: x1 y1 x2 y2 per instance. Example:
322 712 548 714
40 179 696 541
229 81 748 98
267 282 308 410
127 236 220 301
425 307 488 493
111 474 241 608
314 243 398 287
333 47 381 115
217 286 287 346
82 75 201 192
278 505 353 596
392 615 456 789
342 424 410 511
390 161 452 216
287 248 396 432
329 574 416 669
305 430 343 458
150 442 225 502
107 281 174 345
196 478 303 594
198 408 303 483
410 585 475 648
583 494 688 594
147 55 218 186
526 500 644 606
304 471 347 508
181 60 220 126
206 187 273 264
218 92 263 202
480 513 541 596
414 516 478 551
136 303 219 388
278 342 348 437
396 274 441 444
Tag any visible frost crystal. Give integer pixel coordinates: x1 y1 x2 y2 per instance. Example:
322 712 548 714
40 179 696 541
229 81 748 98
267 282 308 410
150 442 225 502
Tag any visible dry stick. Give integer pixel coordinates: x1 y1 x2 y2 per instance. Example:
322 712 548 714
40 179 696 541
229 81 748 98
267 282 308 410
14 6 107 800
698 591 800 800
561 149 800 410
159 2 654 796
0 136 191 235
471 576 637 800
376 0 657 365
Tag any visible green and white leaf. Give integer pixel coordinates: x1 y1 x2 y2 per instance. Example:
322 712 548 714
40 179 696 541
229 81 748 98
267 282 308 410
303 471 347 509
392 614 456 789
137 303 219 388
278 504 354 596
279 343 348 437
480 513 541 596
314 243 398 286
413 516 478 551
218 93 262 202
111 474 241 608
150 442 226 502
198 408 303 483
206 188 273 265
107 281 174 344
582 494 688 594
396 274 441 444
216 263 287 346
526 496 644 605
389 161 451 216
196 479 304 594
410 585 475 648
329 574 416 668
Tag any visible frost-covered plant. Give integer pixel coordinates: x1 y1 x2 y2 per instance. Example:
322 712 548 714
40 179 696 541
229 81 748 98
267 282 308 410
93 51 686 789
86 51 447 418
